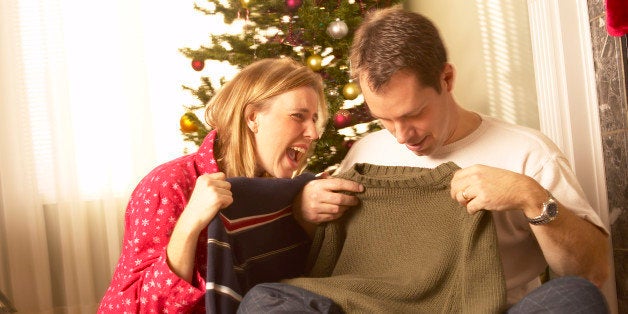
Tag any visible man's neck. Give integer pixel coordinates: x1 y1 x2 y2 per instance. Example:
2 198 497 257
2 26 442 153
446 106 482 145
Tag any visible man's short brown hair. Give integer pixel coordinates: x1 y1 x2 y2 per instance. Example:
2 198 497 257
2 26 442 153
350 6 448 93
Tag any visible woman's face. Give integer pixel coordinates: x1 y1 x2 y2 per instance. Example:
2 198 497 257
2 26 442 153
249 86 321 178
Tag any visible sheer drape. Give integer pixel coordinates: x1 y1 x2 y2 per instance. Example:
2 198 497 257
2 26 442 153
0 1 204 312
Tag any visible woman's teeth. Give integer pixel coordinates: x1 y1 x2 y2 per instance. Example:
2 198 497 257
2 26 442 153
288 146 306 162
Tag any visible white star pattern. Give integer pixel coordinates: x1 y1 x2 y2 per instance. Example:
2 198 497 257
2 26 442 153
97 132 219 313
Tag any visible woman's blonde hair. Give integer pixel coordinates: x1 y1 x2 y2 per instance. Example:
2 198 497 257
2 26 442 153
205 57 328 178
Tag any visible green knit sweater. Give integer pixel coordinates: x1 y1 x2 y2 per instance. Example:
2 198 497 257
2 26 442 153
284 162 506 313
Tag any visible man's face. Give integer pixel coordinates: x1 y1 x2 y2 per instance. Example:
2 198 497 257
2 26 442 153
361 70 457 156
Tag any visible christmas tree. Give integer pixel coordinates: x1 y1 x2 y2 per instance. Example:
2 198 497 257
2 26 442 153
178 0 404 173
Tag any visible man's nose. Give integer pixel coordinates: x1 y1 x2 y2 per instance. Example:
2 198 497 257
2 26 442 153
393 121 412 144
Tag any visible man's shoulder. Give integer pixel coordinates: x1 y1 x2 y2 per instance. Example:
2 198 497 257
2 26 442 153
353 129 395 146
349 129 407 154
479 115 560 152
337 130 418 171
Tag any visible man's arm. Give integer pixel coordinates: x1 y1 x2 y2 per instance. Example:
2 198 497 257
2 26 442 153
530 200 609 287
450 164 610 287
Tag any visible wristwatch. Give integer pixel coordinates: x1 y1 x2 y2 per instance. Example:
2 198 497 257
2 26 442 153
527 190 559 225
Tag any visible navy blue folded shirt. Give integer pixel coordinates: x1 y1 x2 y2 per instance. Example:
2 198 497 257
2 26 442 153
205 172 316 314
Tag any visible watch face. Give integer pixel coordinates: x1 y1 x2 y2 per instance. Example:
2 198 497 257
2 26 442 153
547 202 558 217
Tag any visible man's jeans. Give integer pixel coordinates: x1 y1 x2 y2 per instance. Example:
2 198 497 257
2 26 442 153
237 276 608 313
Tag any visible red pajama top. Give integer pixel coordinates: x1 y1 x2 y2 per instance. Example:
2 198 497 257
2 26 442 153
98 131 220 313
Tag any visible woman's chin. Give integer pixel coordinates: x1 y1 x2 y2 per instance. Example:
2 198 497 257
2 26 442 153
273 165 299 178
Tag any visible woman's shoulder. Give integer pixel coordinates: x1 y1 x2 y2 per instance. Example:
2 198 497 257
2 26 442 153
135 153 201 195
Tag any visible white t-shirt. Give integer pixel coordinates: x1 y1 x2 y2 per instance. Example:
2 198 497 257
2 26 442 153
336 114 607 305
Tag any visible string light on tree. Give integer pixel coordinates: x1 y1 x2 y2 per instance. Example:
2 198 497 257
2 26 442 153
240 0 251 8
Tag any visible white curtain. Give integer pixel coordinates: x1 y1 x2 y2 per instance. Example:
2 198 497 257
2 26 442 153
0 1 210 312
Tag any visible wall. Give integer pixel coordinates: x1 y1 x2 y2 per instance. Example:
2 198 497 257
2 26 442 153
587 0 628 312
406 0 539 129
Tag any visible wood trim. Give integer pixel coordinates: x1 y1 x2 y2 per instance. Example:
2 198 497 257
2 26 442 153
527 0 616 311
527 0 608 223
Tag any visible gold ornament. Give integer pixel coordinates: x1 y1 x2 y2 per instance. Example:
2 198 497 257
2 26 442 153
306 54 323 71
180 113 198 133
240 0 251 9
342 81 361 100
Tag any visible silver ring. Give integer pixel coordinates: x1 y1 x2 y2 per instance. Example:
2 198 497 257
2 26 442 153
462 190 470 200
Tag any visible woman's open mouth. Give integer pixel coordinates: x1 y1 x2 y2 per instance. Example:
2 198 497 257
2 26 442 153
286 146 307 164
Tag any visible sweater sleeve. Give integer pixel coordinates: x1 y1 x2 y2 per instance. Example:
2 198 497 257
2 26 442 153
98 168 205 313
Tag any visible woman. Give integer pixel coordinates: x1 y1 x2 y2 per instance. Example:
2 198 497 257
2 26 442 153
98 58 328 313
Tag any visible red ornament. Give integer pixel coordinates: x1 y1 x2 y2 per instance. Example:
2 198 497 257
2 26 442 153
285 0 302 11
191 59 205 71
343 139 355 149
333 109 352 129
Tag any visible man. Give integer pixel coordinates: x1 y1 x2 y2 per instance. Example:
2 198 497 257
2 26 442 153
241 7 610 313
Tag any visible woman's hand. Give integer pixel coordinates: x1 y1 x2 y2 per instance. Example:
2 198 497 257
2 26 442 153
179 172 234 232
167 172 233 282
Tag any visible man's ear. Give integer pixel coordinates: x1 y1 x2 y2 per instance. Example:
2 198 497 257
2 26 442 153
441 63 456 93
245 107 258 133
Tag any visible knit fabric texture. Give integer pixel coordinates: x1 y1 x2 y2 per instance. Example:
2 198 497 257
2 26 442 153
284 162 507 313
205 173 315 314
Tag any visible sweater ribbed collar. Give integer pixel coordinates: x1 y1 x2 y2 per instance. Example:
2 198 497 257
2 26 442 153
336 162 460 189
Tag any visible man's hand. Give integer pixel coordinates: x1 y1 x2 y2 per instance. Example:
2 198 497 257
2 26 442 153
451 164 610 287
450 164 547 217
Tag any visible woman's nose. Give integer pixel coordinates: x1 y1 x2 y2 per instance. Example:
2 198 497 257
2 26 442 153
304 121 319 141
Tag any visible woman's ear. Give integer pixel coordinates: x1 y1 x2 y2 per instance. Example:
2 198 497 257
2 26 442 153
245 108 258 133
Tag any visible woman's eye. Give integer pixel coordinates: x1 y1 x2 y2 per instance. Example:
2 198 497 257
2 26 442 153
291 113 305 120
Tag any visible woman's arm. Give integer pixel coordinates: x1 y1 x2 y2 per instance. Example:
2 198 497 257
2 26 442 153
167 172 233 282
99 172 232 313
292 175 364 237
